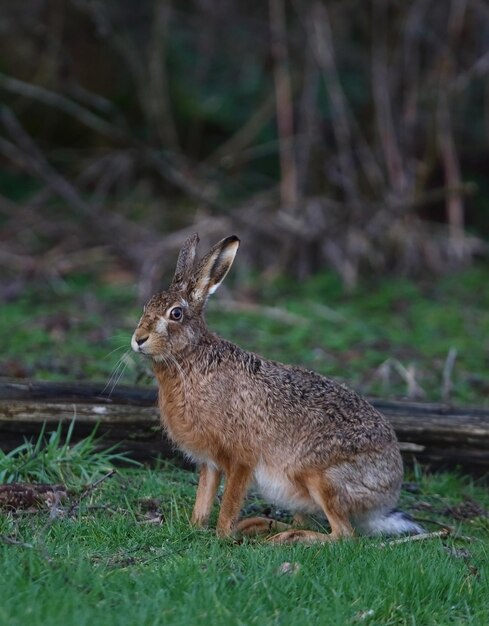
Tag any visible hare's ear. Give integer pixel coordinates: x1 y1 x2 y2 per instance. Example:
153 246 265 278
190 235 240 306
171 233 200 288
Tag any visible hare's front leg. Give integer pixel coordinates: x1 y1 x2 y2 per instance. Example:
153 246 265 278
216 464 253 538
191 464 222 528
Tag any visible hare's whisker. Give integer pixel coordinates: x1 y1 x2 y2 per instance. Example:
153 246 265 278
109 360 129 395
102 349 131 396
104 344 130 359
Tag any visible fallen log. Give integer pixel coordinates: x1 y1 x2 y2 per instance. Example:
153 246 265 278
0 380 488 473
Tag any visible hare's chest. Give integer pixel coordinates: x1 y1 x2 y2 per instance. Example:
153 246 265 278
158 378 190 436
158 382 216 455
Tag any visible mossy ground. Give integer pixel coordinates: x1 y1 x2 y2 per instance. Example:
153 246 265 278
2 265 488 404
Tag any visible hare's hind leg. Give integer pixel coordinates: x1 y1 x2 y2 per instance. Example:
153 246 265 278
267 473 354 544
191 464 222 528
236 512 309 537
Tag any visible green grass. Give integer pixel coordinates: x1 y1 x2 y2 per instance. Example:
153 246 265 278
1 266 489 626
0 276 135 382
1 464 488 626
0 420 132 486
1 265 489 622
1 264 489 404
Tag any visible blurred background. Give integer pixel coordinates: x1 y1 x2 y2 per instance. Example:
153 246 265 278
1 0 488 403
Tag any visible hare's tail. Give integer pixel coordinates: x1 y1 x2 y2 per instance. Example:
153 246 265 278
354 509 424 536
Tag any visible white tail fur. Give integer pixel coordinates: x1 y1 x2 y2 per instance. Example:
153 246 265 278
353 509 424 536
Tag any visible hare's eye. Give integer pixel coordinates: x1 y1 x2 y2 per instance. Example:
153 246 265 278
169 306 183 321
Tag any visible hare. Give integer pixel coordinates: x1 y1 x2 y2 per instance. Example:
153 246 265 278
131 234 422 543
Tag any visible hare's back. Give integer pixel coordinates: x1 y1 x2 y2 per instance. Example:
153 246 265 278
257 360 397 445
208 340 396 449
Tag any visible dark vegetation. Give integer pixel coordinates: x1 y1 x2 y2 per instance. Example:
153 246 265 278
0 0 488 301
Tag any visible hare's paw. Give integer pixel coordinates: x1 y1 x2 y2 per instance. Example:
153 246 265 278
236 517 292 537
190 513 209 528
266 529 332 545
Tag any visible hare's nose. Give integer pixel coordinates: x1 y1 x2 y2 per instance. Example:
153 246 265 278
136 335 149 346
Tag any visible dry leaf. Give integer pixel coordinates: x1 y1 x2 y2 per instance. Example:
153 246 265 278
276 561 301 576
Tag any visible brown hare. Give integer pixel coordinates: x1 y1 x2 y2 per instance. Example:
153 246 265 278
131 234 422 543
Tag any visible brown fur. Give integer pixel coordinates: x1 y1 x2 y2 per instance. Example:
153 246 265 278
131 234 412 543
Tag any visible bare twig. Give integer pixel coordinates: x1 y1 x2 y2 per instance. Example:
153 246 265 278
377 360 392 394
295 31 319 198
206 94 276 167
382 359 426 400
0 72 126 141
0 105 157 266
311 2 359 204
67 469 116 517
435 0 468 243
379 529 451 547
0 248 38 272
437 93 465 242
442 348 458 402
147 0 180 149
63 81 117 114
386 183 477 214
371 0 406 195
401 0 430 163
0 107 101 218
145 149 223 211
269 0 298 207
308 301 345 323
0 67 236 220
451 49 489 93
